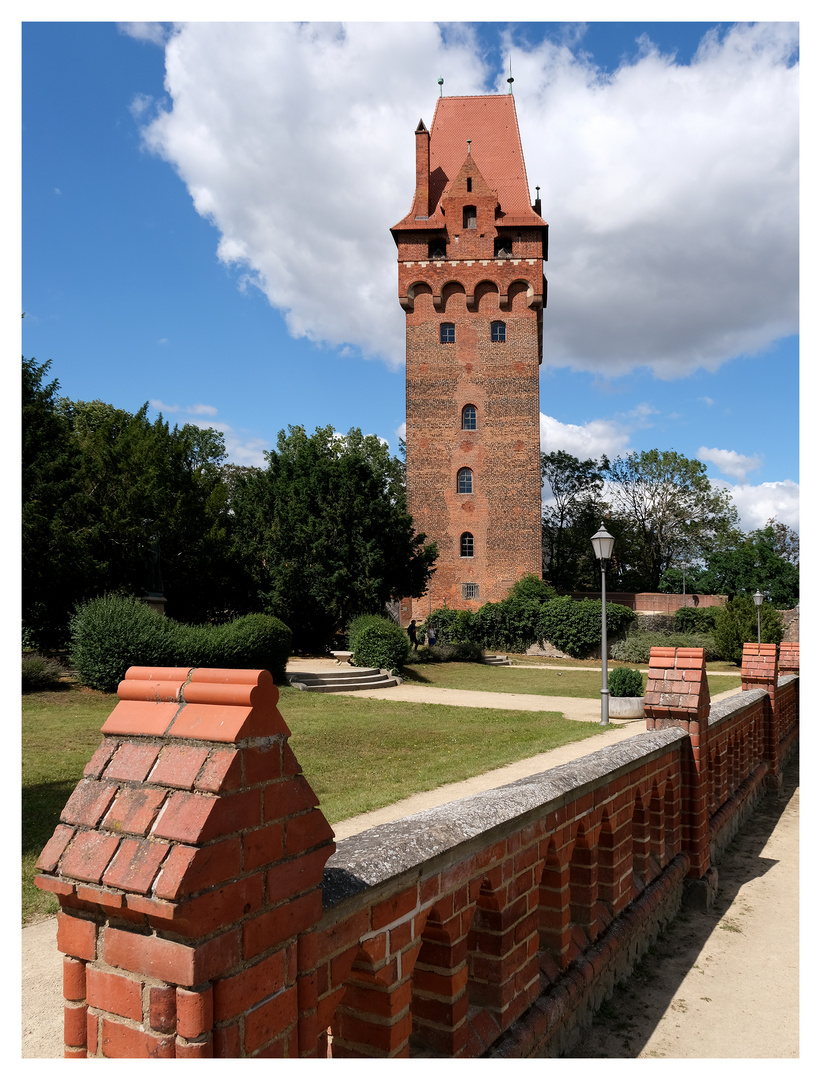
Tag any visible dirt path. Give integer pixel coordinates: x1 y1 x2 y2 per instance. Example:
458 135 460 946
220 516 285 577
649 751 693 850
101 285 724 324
567 751 800 1058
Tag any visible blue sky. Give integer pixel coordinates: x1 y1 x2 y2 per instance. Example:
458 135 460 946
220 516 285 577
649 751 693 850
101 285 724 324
21 19 799 531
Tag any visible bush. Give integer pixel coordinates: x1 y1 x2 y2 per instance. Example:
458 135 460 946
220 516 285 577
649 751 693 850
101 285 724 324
712 595 783 665
674 607 718 633
421 642 486 663
537 596 636 659
610 630 719 664
420 608 476 645
69 594 292 692
347 614 410 674
22 652 65 691
608 666 645 697
506 574 558 603
472 597 546 653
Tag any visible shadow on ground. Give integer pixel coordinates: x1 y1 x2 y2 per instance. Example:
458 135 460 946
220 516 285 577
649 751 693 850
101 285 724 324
562 751 799 1058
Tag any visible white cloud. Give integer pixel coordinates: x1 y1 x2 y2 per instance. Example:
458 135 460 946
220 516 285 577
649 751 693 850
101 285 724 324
129 93 154 121
697 445 763 483
118 23 172 48
187 403 218 416
713 478 799 532
135 22 797 379
396 421 407 442
150 398 180 413
699 396 715 407
540 413 631 461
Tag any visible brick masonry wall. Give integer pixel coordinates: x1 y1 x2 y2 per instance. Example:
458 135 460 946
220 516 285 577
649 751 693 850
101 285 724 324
403 278 542 619
38 649 798 1058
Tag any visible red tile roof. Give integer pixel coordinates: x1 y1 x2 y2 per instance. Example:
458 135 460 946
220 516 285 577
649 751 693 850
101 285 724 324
394 94 545 230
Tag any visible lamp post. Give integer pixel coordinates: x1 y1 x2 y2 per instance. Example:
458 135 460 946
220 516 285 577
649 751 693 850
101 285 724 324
682 562 687 608
591 523 616 726
753 590 763 645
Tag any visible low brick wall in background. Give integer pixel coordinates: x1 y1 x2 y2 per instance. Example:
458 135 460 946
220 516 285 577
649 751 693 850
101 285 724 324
37 645 798 1058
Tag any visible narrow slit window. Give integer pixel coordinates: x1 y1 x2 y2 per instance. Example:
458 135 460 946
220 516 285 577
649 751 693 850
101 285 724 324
466 177 473 192
463 205 477 229
491 321 506 342
457 467 473 494
462 404 477 430
440 323 455 344
460 532 474 558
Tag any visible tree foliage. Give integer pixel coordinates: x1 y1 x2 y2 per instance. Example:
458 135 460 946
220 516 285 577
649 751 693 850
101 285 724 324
229 425 437 651
23 358 251 647
606 450 740 589
712 595 783 665
541 451 609 591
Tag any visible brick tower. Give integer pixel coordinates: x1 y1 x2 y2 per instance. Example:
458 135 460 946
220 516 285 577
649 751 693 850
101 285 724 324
392 93 547 622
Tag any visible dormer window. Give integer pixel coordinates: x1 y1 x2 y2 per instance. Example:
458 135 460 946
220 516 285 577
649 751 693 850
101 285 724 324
428 240 446 259
494 237 512 257
463 205 477 229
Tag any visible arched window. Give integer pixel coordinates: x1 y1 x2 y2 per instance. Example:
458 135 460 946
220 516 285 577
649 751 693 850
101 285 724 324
460 532 474 558
440 323 455 344
463 205 477 229
457 467 473 494
462 404 477 430
491 321 506 342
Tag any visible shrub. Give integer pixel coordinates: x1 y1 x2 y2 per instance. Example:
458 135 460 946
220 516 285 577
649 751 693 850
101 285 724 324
472 597 546 652
348 614 410 674
70 594 292 692
608 666 645 697
506 573 558 603
22 652 65 691
609 630 719 664
674 607 718 633
537 596 636 659
712 595 783 665
422 642 486 663
420 608 476 645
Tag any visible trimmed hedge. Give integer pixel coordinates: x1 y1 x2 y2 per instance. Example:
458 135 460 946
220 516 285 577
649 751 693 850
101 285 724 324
608 666 645 697
69 594 292 692
347 614 410 674
419 608 476 645
420 642 486 664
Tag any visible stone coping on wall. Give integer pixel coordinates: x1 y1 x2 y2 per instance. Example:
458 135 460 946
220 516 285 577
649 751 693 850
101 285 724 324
322 727 685 911
707 687 766 727
778 673 798 689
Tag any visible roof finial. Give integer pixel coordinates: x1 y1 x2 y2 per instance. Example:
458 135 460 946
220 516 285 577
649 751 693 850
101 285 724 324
438 76 444 97
467 139 471 155
507 55 514 93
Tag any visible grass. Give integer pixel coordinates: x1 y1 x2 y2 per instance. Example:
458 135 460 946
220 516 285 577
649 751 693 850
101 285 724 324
23 684 607 924
401 661 741 701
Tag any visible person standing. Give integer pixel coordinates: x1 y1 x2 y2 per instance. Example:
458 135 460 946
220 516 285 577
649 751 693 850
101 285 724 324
408 619 418 650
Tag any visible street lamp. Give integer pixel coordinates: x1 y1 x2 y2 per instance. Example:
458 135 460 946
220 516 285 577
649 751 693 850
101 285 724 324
753 590 763 645
591 523 616 726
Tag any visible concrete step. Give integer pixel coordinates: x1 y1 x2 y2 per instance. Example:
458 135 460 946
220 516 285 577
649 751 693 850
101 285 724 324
287 668 400 693
484 655 511 666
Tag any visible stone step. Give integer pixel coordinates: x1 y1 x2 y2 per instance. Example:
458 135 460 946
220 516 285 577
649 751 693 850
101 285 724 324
287 668 400 693
484 654 511 666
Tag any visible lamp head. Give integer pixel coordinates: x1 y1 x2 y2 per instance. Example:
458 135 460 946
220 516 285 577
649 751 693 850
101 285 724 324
753 590 764 608
591 523 615 563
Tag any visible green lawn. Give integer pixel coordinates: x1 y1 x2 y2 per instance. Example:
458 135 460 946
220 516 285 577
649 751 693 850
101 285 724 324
23 684 607 923
402 661 741 701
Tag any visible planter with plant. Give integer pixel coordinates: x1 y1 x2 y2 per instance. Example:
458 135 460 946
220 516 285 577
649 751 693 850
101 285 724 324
608 666 645 719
